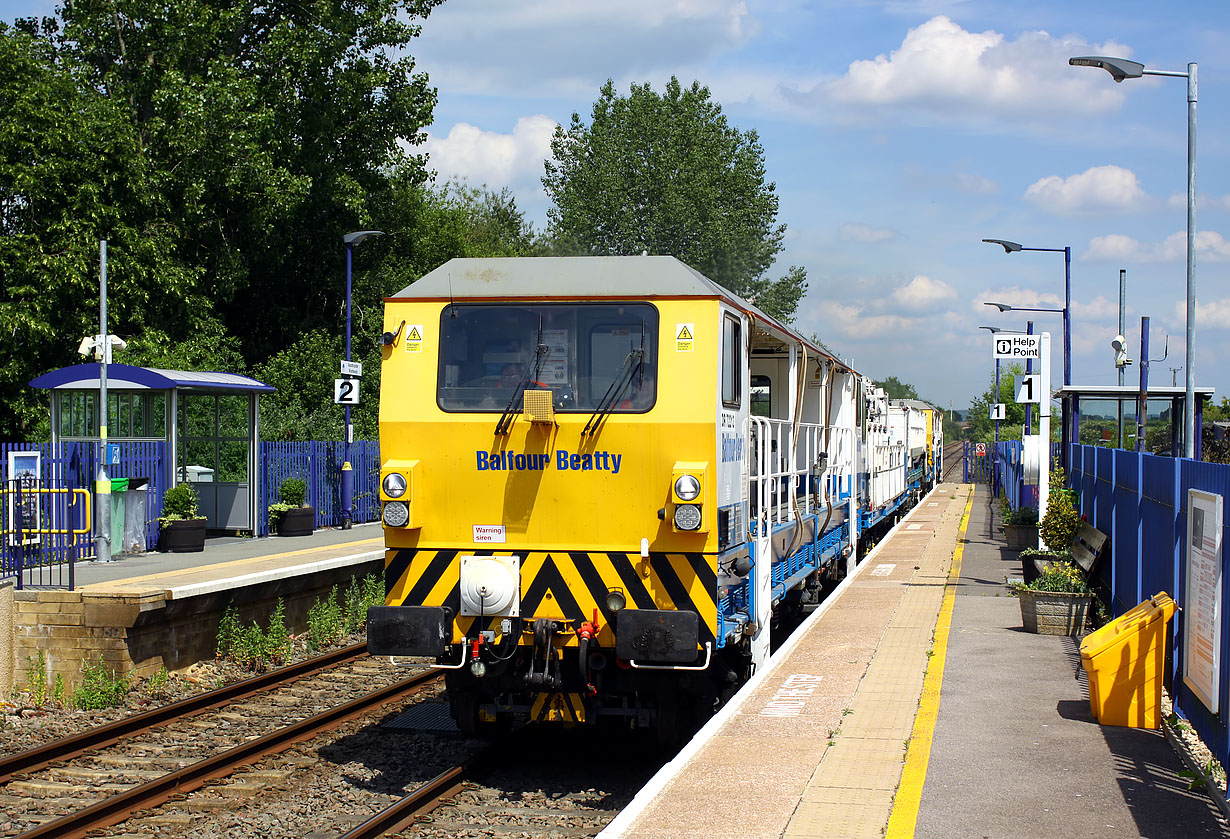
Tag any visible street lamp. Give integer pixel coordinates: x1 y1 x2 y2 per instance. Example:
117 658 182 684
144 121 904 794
980 325 1002 496
982 239 1071 387
341 230 383 529
1070 55 1197 459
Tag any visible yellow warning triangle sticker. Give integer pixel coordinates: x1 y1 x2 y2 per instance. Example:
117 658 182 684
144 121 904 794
407 327 421 341
677 325 692 340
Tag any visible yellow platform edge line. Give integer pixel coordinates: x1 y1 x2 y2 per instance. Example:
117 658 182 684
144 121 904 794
79 536 384 590
884 486 974 839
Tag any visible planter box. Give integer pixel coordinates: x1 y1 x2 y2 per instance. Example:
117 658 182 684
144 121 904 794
158 519 206 553
1019 589 1094 636
276 506 315 537
1004 524 1039 550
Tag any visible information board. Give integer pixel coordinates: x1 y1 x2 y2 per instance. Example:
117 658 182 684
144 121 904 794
1183 489 1223 713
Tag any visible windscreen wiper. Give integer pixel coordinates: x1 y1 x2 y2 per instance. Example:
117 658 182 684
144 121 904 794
495 317 551 436
582 321 648 437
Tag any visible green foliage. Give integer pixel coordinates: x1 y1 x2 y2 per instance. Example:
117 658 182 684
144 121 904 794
964 364 1041 443
543 77 805 322
0 1 443 439
159 483 202 522
307 585 345 651
343 573 386 635
73 657 130 710
1016 561 1090 594
874 377 920 400
216 602 240 660
279 478 307 508
1004 505 1039 526
216 599 292 670
1040 468 1081 551
25 651 48 706
52 673 65 707
146 666 170 700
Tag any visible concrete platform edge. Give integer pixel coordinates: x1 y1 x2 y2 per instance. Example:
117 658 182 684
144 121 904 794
598 483 948 839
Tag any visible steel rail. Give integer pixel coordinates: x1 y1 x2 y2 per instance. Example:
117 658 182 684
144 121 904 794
338 745 499 839
0 642 369 785
18 668 440 839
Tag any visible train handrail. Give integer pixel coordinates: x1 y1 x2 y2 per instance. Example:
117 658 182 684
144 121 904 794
628 641 712 671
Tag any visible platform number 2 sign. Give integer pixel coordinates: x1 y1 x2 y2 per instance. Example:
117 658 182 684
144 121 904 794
333 378 360 405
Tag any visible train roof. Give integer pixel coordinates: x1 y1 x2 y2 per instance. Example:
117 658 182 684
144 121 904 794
388 256 857 375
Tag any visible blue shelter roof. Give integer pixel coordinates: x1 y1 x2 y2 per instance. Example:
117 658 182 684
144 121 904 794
30 364 274 393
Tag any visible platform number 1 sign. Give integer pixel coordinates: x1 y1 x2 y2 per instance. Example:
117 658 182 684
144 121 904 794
334 378 360 405
1015 374 1040 404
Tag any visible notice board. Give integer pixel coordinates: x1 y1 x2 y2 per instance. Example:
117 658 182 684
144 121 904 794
1184 489 1224 713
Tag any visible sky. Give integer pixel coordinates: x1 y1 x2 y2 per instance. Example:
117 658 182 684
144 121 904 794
5 1 1228 412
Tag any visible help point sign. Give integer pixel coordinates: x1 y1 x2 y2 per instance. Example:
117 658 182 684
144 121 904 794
992 335 1041 359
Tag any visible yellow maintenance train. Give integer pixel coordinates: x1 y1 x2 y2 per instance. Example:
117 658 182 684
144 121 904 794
367 256 942 739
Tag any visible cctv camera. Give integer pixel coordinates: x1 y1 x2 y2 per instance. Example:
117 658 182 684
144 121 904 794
77 336 95 356
1111 335 1126 353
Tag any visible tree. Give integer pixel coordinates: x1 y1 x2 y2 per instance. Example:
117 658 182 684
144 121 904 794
543 77 806 322
873 376 919 400
964 364 1056 443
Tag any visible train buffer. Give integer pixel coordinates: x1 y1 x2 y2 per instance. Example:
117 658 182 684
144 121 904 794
599 481 1225 839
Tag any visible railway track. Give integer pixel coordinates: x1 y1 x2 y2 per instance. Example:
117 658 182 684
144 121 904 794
941 441 965 482
1 646 442 838
339 728 661 839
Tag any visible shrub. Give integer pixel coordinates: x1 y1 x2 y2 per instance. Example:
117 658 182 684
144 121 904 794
73 658 130 710
160 483 202 522
1004 505 1039 526
264 600 293 665
1041 468 1080 551
1016 560 1090 594
279 478 307 507
216 602 241 660
307 585 344 651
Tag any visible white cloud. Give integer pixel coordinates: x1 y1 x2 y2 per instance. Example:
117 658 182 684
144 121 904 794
1070 295 1118 321
422 116 558 194
1024 165 1146 214
1084 231 1230 263
809 301 920 340
953 172 998 195
413 1 756 98
1168 193 1230 212
790 16 1131 122
1192 299 1230 330
894 275 956 308
839 223 899 243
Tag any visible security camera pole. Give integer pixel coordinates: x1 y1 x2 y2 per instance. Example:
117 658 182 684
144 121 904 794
96 240 111 563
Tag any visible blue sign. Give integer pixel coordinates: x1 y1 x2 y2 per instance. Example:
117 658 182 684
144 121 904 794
106 443 120 465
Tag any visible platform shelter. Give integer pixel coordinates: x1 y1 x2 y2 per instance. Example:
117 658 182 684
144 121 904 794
29 363 274 532
1058 384 1214 458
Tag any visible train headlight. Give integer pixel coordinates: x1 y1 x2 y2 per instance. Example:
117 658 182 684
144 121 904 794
470 660 487 678
673 474 701 502
673 504 702 531
605 588 627 613
382 501 410 527
382 472 407 498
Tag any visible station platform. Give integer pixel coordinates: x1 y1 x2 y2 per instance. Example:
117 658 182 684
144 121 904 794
600 482 1228 839
1 525 384 694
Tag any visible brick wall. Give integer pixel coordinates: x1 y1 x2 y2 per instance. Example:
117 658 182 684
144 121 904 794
6 558 382 693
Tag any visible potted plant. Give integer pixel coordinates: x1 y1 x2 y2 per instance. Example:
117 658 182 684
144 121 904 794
1002 503 1039 550
1040 467 1080 553
158 483 206 552
268 477 314 537
1012 560 1095 635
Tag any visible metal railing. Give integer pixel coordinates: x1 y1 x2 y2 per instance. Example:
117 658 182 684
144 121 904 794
1 480 91 589
748 417 856 532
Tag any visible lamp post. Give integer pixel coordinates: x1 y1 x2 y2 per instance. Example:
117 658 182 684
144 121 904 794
980 325 1002 496
1070 55 1197 459
981 239 1070 387
341 230 383 529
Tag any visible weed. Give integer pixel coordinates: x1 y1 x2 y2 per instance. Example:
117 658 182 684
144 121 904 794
1167 712 1193 732
307 585 344 651
73 658 130 710
842 708 853 716
264 600 292 666
1179 758 1227 791
24 652 48 707
52 674 65 708
343 576 367 635
147 666 171 699
216 602 240 660
235 622 268 670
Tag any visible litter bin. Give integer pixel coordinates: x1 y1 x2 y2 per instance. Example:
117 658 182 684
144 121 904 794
1080 592 1176 729
122 478 149 554
108 477 129 554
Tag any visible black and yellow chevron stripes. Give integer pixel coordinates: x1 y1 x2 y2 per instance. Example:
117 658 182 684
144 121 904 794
384 548 717 648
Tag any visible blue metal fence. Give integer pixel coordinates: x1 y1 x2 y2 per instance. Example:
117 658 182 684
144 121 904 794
1067 442 1230 777
258 440 380 534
